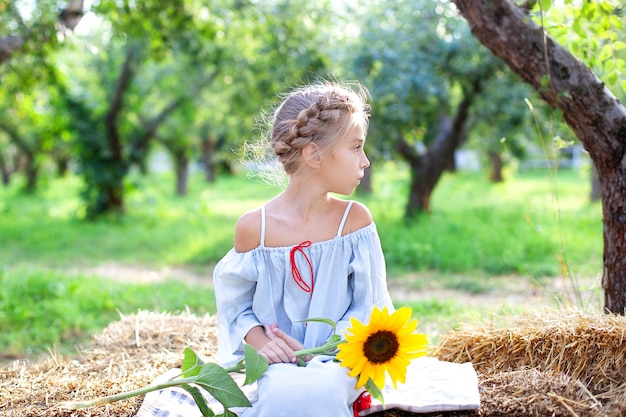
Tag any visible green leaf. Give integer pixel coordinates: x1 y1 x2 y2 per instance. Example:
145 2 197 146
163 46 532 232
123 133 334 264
571 18 587 39
612 41 626 51
610 15 622 30
180 384 215 417
181 348 205 378
243 344 268 385
365 378 385 406
598 44 612 61
196 364 252 408
539 0 552 12
218 410 239 417
329 333 342 344
600 1 614 14
606 70 618 86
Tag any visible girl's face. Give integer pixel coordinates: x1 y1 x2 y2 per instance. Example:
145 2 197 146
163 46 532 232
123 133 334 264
323 123 370 195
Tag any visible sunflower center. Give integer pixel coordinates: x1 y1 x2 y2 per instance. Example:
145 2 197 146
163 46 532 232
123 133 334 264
363 330 399 364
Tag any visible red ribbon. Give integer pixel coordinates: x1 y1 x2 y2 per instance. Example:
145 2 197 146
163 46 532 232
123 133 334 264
353 391 372 416
290 240 314 294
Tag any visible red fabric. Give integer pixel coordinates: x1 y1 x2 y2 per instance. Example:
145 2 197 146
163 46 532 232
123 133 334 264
353 391 372 417
290 240 314 294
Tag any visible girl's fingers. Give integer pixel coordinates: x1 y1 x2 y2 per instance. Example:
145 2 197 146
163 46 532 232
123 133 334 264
260 337 296 364
271 326 306 351
264 323 277 339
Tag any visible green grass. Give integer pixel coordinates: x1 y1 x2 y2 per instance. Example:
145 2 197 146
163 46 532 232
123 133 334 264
0 171 276 269
0 267 216 359
367 162 602 278
0 163 604 358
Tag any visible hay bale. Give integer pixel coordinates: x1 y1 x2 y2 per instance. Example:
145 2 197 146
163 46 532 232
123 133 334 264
435 308 626 417
0 310 218 417
435 309 626 395
479 369 602 416
3 308 626 417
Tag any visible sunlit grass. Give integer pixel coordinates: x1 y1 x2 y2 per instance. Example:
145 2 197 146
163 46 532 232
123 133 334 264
0 162 604 359
0 267 216 359
367 162 602 279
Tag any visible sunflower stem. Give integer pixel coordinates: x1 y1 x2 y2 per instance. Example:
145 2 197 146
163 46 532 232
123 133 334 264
60 377 200 409
293 339 342 357
61 361 246 410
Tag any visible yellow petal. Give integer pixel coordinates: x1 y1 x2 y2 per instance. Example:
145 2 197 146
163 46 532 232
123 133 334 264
370 364 386 389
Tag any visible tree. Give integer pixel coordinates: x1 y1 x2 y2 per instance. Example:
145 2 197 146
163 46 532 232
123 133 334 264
451 0 626 314
349 0 535 216
57 0 225 218
0 1 81 191
0 48 72 192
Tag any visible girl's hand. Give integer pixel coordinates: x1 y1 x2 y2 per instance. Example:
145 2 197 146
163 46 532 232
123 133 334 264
266 323 312 362
253 323 297 364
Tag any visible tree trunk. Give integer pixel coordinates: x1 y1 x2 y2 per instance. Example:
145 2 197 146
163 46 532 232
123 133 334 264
55 157 70 177
590 164 601 202
489 151 504 183
406 156 435 214
23 152 39 193
452 0 626 314
175 154 189 196
0 125 40 193
0 153 10 186
397 79 479 217
100 47 137 215
201 135 217 183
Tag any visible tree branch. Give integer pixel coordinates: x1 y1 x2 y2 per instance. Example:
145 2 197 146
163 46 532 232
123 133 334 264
105 46 138 162
451 0 626 163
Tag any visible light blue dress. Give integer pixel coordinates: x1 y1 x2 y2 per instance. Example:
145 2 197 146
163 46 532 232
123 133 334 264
214 201 394 417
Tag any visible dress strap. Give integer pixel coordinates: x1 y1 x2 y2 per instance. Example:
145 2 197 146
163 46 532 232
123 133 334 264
260 206 266 248
336 200 354 237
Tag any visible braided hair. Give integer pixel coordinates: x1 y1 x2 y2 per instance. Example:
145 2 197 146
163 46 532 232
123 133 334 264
270 81 370 175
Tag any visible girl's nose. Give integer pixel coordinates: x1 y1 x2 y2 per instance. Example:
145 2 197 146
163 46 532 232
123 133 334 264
361 154 370 169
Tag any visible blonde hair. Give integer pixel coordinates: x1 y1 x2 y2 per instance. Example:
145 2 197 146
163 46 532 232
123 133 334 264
269 80 370 175
241 80 370 187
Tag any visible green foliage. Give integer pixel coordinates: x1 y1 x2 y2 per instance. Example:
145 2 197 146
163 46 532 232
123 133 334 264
0 172 273 268
533 0 626 96
346 0 535 155
366 162 602 278
0 268 216 357
0 163 603 357
0 165 602 276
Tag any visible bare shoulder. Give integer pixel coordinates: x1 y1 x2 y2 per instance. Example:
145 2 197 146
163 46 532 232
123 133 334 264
343 200 373 234
234 208 262 252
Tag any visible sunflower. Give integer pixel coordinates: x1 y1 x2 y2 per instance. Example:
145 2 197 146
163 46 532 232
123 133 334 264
336 306 428 389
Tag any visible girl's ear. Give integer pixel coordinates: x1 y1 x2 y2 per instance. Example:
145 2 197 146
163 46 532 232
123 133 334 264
301 142 321 169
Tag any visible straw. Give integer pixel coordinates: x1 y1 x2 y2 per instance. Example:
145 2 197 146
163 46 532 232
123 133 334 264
3 308 626 416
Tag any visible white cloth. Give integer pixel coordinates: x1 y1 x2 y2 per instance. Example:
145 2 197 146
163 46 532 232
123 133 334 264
360 356 481 415
135 357 481 417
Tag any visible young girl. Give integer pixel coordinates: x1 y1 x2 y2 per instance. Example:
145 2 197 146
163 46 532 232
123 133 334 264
214 80 394 416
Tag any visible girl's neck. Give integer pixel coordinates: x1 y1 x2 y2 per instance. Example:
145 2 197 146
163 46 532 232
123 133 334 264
279 179 331 219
